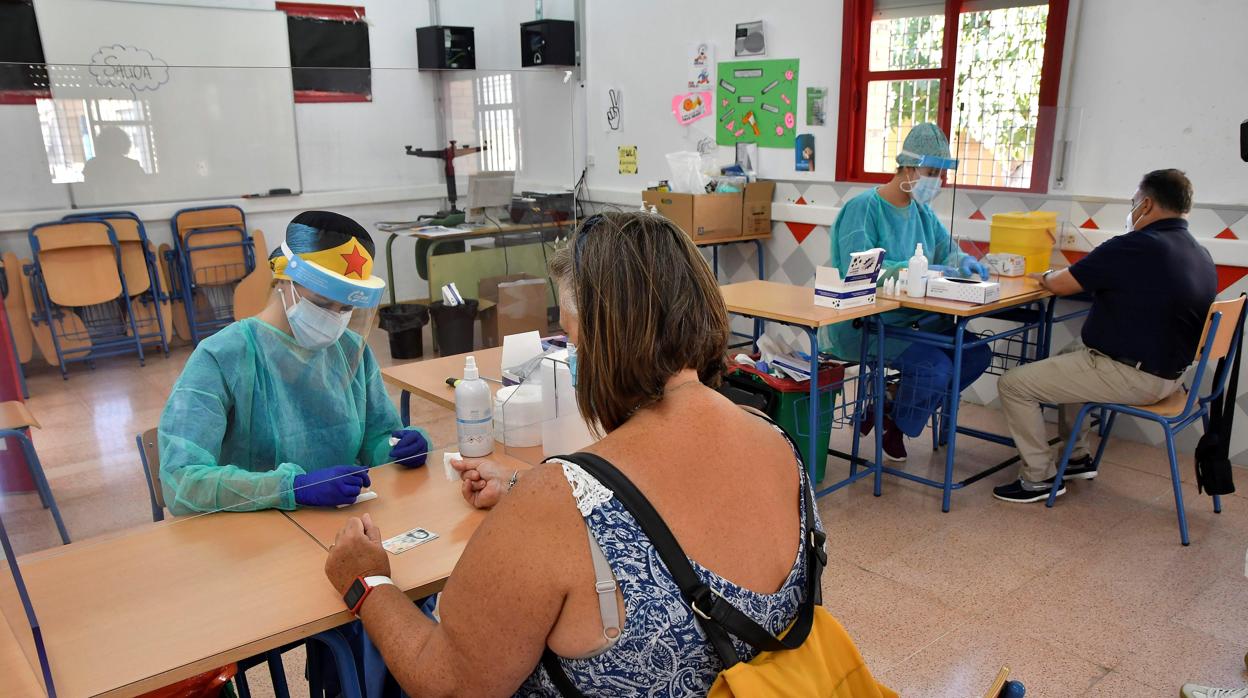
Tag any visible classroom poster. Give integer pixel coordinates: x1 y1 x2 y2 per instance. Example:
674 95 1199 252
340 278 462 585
618 145 638 174
806 87 827 126
715 59 799 149
795 134 815 172
687 43 713 89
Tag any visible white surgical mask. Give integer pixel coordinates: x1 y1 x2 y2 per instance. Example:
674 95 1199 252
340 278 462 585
282 288 352 350
1124 200 1143 233
909 175 943 205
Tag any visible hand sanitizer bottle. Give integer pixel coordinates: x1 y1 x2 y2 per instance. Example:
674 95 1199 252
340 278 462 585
906 243 928 298
455 355 494 457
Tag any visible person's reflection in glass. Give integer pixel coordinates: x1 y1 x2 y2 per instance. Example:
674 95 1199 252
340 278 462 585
82 126 146 198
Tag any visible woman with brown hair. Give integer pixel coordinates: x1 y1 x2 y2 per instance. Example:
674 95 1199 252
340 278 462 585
323 212 820 696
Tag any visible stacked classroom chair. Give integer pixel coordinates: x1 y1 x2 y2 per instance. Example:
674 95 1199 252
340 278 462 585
165 205 262 344
22 217 166 379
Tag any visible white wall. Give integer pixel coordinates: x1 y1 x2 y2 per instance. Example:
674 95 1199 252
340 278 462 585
584 1 843 200
1058 0 1248 204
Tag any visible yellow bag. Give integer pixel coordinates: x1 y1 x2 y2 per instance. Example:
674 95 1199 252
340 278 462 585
548 441 894 698
710 607 897 698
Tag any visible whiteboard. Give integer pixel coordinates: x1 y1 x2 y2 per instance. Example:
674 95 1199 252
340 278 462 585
32 0 302 208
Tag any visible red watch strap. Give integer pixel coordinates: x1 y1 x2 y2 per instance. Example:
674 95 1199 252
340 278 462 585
348 576 374 615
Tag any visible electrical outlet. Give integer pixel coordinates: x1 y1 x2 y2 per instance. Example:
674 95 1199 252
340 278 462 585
1062 230 1078 248
586 154 595 167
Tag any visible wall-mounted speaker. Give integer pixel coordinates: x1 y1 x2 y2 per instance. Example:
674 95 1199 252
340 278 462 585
416 26 475 70
520 19 576 68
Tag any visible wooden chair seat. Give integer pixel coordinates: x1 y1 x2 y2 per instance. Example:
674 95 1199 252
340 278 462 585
1132 388 1188 418
0 401 39 430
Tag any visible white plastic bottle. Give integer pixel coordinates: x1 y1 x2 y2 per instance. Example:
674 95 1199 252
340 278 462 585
455 355 494 457
906 243 929 298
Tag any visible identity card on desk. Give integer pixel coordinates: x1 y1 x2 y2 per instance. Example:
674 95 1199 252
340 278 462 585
383 527 440 554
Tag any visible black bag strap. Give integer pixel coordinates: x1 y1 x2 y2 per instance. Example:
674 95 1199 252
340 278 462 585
539 410 826 696
566 428 825 660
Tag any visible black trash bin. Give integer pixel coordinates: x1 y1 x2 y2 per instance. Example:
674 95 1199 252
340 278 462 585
378 303 429 360
429 299 479 356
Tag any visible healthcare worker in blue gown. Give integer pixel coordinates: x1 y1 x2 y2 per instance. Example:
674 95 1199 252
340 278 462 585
158 210 432 515
822 123 992 462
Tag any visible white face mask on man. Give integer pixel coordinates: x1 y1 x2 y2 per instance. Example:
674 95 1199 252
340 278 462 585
1124 199 1144 233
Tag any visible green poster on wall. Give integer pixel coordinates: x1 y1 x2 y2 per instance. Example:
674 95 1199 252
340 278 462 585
715 58 799 149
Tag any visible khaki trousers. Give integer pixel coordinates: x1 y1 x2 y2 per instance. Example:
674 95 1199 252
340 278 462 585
997 344 1181 483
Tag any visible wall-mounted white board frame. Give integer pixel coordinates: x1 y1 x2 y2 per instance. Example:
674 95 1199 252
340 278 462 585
31 0 302 209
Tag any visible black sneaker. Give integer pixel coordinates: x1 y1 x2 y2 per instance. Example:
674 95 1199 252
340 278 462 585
993 477 1065 503
1061 455 1098 481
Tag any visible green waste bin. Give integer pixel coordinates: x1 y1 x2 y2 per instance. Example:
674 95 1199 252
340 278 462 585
727 361 845 482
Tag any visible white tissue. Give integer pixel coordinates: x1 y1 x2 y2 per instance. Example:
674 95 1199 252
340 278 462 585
443 451 461 481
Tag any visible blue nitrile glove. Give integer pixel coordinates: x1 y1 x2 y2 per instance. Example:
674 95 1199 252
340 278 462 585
293 465 371 507
929 264 957 276
960 256 990 281
389 428 431 468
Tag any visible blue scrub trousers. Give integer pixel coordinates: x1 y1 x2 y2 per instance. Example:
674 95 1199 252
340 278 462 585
890 330 992 437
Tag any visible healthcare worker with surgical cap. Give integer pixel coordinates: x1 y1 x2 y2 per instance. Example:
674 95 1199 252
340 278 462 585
822 123 991 462
158 211 431 515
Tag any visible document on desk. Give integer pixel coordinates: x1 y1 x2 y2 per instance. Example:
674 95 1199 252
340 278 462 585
383 527 440 554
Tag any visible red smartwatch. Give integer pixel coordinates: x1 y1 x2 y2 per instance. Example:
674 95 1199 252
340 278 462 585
343 575 395 615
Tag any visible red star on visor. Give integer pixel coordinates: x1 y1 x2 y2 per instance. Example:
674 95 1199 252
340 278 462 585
341 245 368 278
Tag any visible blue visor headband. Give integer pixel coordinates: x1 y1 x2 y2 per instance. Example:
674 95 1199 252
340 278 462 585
899 149 958 170
280 242 386 308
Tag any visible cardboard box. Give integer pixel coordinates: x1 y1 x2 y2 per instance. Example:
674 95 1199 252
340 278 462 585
479 274 548 347
642 181 774 242
741 181 775 237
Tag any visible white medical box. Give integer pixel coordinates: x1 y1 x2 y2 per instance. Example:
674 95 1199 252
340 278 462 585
926 277 1001 305
814 248 884 310
984 252 1026 277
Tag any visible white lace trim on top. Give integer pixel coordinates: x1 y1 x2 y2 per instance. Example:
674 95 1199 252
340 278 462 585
554 459 614 516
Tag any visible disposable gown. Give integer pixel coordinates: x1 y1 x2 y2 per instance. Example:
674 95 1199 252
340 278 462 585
821 188 968 361
158 317 404 515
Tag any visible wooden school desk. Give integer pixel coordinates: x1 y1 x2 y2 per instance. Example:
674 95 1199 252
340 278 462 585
282 451 533 597
0 616 45 698
718 280 899 497
874 275 1057 511
383 345 506 421
16 511 343 697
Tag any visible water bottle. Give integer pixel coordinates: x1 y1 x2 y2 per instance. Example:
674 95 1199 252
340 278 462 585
455 355 494 457
906 243 928 297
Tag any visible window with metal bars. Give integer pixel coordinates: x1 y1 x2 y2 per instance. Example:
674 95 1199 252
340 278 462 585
837 0 1068 193
475 74 521 173
36 97 159 183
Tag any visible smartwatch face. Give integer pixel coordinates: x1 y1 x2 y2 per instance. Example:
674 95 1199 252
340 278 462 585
345 578 367 610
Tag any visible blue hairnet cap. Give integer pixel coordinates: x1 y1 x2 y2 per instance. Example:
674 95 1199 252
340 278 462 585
897 123 957 170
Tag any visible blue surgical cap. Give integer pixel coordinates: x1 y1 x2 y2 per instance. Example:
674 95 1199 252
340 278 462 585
897 123 957 170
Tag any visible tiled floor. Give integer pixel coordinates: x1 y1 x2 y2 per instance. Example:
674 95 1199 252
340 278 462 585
2 330 1247 697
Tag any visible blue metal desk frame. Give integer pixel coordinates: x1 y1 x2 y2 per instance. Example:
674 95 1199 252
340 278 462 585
726 310 888 499
875 296 1058 511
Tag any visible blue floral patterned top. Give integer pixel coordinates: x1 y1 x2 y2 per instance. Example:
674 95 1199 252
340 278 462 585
515 438 816 697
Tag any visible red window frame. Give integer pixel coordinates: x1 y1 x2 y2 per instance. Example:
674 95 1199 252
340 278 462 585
275 2 370 104
835 0 1069 193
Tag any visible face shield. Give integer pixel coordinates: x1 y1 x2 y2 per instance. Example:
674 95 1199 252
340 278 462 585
269 238 386 383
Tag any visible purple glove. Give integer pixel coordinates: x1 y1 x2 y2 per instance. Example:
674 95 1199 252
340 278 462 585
389 428 431 468
293 465 371 507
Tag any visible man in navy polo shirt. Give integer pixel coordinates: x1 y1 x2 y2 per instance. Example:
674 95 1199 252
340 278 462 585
993 169 1217 503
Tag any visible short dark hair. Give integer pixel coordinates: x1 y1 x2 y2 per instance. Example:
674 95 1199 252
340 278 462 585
1138 169 1193 214
549 212 729 433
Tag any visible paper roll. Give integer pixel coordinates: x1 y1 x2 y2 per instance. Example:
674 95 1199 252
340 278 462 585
494 384 544 447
